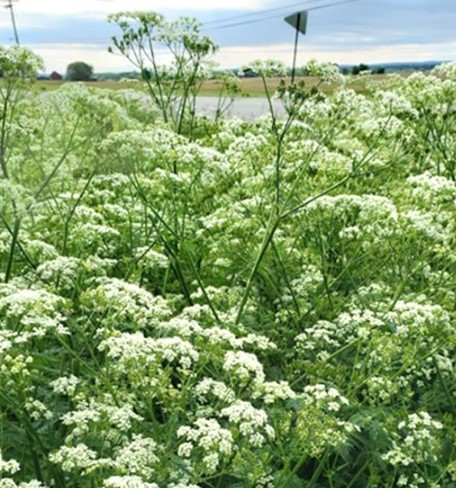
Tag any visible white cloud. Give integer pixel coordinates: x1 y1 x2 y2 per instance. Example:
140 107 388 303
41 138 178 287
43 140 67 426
32 40 455 74
0 16 13 28
16 0 267 18
30 43 171 73
313 42 456 64
217 41 456 68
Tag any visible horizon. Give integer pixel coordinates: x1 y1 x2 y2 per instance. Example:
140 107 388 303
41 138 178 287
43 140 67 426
38 60 449 77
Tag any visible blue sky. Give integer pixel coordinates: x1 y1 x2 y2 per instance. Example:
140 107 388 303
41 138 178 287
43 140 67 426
1 0 455 73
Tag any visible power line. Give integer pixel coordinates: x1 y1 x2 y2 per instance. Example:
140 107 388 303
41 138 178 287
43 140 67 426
308 0 360 12
203 0 361 31
203 0 328 25
5 0 350 45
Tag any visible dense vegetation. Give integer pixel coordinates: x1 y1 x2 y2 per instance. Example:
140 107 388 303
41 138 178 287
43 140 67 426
1 38 456 488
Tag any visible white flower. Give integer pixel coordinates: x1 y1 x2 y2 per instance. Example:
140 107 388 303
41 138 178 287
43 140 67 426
195 378 236 404
168 484 202 488
60 401 142 438
37 256 81 289
220 400 274 447
223 350 265 383
241 59 287 78
18 482 46 488
135 247 169 269
25 399 53 421
99 333 199 371
0 287 68 335
305 59 345 84
82 278 171 328
239 333 276 351
49 444 99 471
50 375 80 397
300 384 349 412
103 476 159 488
200 327 241 348
432 60 456 79
0 331 14 355
177 418 233 473
252 381 296 404
0 451 20 475
114 436 158 477
382 412 443 468
407 172 456 205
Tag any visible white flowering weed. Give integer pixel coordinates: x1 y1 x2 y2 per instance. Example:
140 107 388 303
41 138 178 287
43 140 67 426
1 47 455 488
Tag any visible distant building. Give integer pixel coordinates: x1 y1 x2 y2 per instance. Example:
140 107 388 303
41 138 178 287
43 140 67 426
50 71 63 81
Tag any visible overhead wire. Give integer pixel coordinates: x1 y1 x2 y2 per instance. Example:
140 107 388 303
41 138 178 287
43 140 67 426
23 0 356 43
203 0 361 31
12 0 361 46
308 0 360 12
203 0 329 25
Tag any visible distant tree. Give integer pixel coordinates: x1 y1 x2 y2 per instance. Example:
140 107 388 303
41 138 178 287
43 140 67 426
66 61 94 81
293 66 307 77
352 63 370 75
374 67 385 74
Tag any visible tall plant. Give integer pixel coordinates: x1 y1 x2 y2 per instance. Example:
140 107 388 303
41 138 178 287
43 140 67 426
0 45 44 180
108 12 218 135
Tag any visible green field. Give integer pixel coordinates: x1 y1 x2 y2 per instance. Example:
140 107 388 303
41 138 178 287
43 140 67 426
33 73 390 97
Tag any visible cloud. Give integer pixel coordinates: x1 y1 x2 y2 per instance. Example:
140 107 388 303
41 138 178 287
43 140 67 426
28 44 112 73
16 0 267 18
32 39 455 74
29 43 171 73
218 41 456 67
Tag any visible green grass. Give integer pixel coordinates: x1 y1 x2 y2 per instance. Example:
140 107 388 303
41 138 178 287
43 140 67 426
31 74 388 97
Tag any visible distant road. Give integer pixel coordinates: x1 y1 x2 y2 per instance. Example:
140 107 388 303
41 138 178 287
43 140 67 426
194 97 285 120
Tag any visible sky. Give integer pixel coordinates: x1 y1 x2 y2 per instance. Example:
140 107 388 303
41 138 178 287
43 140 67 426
0 0 455 74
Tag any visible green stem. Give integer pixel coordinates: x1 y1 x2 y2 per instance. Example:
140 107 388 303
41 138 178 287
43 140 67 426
4 217 21 282
277 450 308 488
26 430 44 482
235 218 280 324
433 356 455 410
185 249 220 323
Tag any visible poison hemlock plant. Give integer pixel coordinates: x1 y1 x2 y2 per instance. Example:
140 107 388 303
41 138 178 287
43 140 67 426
108 12 218 136
0 45 44 179
1 34 456 488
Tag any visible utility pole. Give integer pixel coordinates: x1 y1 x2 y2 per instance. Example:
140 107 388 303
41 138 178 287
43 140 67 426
4 0 20 45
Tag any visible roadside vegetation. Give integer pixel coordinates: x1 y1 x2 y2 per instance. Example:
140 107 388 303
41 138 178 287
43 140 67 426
1 16 456 488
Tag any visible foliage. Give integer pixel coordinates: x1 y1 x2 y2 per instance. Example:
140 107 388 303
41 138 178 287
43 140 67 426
352 63 370 75
0 45 44 80
65 61 94 82
210 71 243 121
305 59 345 84
1 48 456 488
0 45 44 179
108 12 218 136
